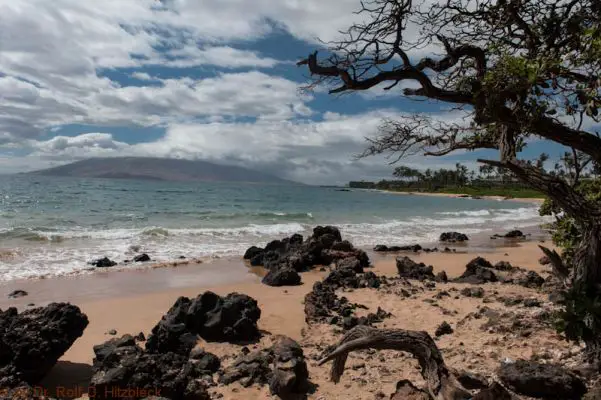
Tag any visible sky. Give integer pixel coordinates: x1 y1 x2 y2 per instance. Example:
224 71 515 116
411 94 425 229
0 0 589 185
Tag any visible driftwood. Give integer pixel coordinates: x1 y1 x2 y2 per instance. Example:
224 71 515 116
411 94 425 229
318 326 472 399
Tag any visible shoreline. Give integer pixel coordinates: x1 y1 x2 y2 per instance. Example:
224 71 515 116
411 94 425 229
378 189 545 204
18 233 570 400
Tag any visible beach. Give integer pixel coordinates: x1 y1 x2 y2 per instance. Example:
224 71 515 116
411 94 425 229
1 228 580 399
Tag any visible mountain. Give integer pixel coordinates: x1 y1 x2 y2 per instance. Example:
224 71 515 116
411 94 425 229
27 157 298 184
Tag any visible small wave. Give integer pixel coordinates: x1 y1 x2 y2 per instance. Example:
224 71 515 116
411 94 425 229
141 227 170 237
437 209 491 217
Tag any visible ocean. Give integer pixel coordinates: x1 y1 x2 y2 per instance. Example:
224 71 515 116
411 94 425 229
0 175 546 281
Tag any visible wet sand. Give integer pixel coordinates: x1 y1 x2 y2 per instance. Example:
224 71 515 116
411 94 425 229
0 228 572 399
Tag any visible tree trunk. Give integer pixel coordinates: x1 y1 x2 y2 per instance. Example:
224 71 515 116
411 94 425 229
572 223 601 367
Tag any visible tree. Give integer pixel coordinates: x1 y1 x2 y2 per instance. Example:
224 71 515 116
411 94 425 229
299 0 601 365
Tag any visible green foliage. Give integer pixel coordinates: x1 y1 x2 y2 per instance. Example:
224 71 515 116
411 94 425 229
540 179 601 263
555 285 601 346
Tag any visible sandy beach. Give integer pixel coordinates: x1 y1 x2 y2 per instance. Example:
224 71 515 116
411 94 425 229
379 189 545 204
1 227 582 399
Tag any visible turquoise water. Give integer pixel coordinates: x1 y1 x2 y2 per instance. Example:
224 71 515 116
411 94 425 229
0 175 544 280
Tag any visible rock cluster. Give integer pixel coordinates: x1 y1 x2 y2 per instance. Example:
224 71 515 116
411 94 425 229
146 291 261 351
454 257 545 288
243 226 370 286
89 291 263 399
220 336 310 398
498 360 586 399
0 303 89 388
90 334 219 399
396 256 437 281
89 256 117 268
440 232 469 242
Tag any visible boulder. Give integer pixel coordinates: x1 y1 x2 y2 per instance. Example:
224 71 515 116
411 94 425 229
220 349 273 387
304 282 338 323
435 271 448 283
89 257 117 268
249 252 264 266
504 230 525 238
262 268 302 287
323 267 360 289
269 336 309 397
331 240 354 252
391 380 431 400
504 269 545 289
0 303 88 388
133 253 150 262
435 321 453 337
7 290 27 298
539 255 551 265
498 360 586 399
336 257 363 273
455 258 497 284
396 257 435 281
439 232 469 242
90 335 217 399
360 271 382 288
492 261 515 271
146 291 261 352
312 225 342 242
454 370 489 390
461 287 485 298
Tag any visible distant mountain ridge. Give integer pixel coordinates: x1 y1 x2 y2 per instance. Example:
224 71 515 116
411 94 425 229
27 157 298 184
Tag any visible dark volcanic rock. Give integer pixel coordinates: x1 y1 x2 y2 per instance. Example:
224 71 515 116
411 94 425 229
262 268 302 287
89 256 117 268
146 291 261 352
435 321 453 337
455 370 489 390
269 336 309 397
304 282 338 323
7 289 28 298
324 267 359 289
249 252 264 266
133 253 151 262
539 255 551 265
504 269 545 289
0 303 88 388
361 271 382 288
498 360 586 399
374 244 422 252
460 287 485 298
435 271 448 283
312 225 342 242
391 379 431 399
90 335 217 399
440 232 469 242
493 261 515 271
504 230 525 238
472 382 514 400
220 349 273 387
396 256 435 281
455 258 497 284
336 257 363 273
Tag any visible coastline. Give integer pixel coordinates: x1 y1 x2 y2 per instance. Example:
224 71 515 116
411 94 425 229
378 189 545 204
1 228 574 399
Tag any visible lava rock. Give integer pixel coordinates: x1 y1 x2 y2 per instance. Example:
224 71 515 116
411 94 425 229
7 290 28 298
460 287 485 298
455 258 497 284
219 349 273 387
505 269 545 289
0 303 89 388
90 335 217 399
336 257 363 273
435 271 448 283
146 291 261 353
498 360 586 399
133 253 151 262
269 336 310 397
435 321 453 337
440 232 469 242
391 379 431 400
396 256 435 281
492 261 515 271
312 225 342 242
504 230 525 238
89 257 117 268
324 267 360 289
539 256 551 265
262 268 302 287
304 282 339 323
455 370 489 390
